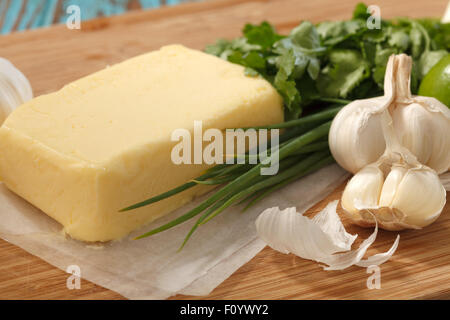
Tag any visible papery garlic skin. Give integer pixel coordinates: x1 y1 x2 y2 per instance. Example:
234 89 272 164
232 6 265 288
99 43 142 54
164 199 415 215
255 200 400 271
0 57 33 124
329 54 450 174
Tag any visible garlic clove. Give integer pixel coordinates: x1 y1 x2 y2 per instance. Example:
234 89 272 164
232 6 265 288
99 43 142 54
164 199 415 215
391 103 433 165
329 54 397 174
0 57 33 125
392 99 450 174
391 168 446 227
341 165 383 216
329 97 387 174
378 165 407 207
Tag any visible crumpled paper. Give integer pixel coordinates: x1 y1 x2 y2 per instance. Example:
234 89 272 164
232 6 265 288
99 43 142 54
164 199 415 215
0 164 348 299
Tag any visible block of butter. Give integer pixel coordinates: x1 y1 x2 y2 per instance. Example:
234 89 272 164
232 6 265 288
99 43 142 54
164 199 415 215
0 45 283 241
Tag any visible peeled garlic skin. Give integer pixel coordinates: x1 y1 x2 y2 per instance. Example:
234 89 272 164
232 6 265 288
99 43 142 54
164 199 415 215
392 99 450 174
329 97 386 174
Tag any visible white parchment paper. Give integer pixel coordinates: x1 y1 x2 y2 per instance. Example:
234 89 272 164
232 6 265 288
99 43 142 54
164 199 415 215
0 164 348 299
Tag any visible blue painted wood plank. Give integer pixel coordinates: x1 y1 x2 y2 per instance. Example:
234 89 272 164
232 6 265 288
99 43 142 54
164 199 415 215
16 0 42 31
167 0 182 6
32 0 59 28
102 0 129 16
60 0 98 22
2 0 24 34
139 0 161 9
59 0 133 22
0 1 8 24
1 0 195 34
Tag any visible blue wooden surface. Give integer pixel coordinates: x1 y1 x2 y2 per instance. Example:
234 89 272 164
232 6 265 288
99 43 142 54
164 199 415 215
0 0 194 34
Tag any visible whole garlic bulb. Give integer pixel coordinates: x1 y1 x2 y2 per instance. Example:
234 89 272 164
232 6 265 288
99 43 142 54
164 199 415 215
329 54 450 174
341 111 446 230
0 57 33 124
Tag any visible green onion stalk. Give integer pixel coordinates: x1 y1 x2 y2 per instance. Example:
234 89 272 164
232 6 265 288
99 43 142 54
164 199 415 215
120 104 346 249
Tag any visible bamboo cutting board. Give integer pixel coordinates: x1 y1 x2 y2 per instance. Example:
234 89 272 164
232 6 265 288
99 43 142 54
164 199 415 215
0 0 449 300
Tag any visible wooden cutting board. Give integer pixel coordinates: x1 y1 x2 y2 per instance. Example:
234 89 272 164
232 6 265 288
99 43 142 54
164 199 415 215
0 0 449 300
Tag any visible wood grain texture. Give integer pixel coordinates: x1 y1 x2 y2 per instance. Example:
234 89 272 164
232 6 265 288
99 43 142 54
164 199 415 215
0 0 449 300
0 0 198 34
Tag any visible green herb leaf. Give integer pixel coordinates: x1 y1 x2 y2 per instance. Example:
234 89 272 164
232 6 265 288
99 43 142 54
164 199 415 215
317 49 370 98
274 68 301 113
352 2 370 20
243 21 284 49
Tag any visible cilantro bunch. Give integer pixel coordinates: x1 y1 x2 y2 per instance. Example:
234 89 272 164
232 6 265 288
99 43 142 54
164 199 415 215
205 3 449 119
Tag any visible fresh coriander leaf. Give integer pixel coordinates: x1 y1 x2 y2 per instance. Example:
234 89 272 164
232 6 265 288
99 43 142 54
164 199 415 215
347 79 381 99
430 23 450 51
388 29 410 52
243 21 283 49
353 2 370 20
317 49 370 98
276 49 296 77
317 20 365 47
230 37 261 52
410 25 424 59
416 19 450 51
362 28 387 43
274 40 308 79
274 68 301 112
307 57 320 80
361 40 377 65
274 22 324 81
227 51 266 71
296 75 319 106
243 51 266 69
289 21 326 54
204 39 231 56
227 51 245 65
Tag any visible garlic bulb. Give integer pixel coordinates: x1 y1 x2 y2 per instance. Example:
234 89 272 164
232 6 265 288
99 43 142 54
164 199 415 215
329 54 450 174
0 57 33 124
341 111 446 230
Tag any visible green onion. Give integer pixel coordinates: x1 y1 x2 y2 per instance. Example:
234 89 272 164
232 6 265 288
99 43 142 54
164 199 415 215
240 106 341 130
121 107 339 248
199 151 331 225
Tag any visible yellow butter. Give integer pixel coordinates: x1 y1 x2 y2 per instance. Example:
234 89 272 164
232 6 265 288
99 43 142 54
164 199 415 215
0 45 283 241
